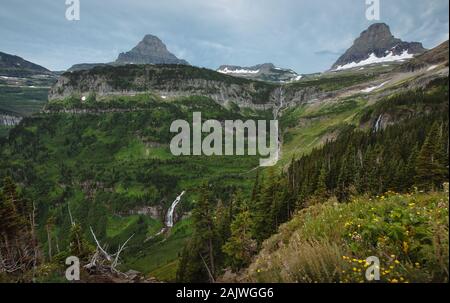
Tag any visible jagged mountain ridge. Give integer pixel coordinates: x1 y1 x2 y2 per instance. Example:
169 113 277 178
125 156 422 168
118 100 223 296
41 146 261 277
332 23 426 70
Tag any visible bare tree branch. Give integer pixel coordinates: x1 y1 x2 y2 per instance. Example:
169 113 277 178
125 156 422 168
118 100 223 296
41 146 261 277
89 227 112 262
112 234 134 269
68 204 75 226
199 253 215 283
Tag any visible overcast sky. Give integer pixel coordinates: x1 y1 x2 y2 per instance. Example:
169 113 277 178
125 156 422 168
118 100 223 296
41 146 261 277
1 0 448 73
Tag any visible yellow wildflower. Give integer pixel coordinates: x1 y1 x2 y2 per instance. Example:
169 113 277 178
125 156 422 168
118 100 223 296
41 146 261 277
402 241 409 254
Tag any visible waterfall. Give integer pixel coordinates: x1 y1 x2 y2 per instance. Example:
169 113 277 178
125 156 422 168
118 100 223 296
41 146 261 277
165 191 185 228
374 114 383 132
273 88 284 164
251 88 284 168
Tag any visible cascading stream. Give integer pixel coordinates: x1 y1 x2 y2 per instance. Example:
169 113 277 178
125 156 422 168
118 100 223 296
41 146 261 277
165 191 185 228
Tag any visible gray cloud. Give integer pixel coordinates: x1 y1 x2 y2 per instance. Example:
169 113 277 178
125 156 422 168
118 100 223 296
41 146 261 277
0 0 448 73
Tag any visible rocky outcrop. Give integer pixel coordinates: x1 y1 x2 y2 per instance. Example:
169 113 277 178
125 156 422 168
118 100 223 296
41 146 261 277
283 85 332 107
49 63 337 113
49 65 280 110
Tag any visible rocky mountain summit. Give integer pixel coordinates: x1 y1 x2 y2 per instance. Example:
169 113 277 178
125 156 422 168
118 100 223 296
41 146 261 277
332 23 426 70
68 35 188 72
217 63 301 83
116 34 188 65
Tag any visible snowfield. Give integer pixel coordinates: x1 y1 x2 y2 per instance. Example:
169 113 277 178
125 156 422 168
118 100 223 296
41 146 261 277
290 75 303 82
361 81 390 93
335 50 414 71
218 67 260 74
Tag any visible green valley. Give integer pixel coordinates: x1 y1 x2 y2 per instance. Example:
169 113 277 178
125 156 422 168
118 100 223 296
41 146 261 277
0 28 448 284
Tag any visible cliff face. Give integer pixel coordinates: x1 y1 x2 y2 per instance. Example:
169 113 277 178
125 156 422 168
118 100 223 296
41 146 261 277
51 65 277 109
49 65 331 111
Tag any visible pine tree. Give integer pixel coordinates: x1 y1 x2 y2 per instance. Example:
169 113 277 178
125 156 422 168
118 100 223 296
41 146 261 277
337 149 357 201
193 185 216 277
251 170 261 203
213 199 232 270
314 165 329 200
46 216 55 262
177 185 217 282
0 177 38 276
404 145 419 190
222 198 257 271
0 189 22 236
416 123 447 191
252 168 277 244
0 177 26 237
68 223 92 260
176 243 205 282
436 122 449 181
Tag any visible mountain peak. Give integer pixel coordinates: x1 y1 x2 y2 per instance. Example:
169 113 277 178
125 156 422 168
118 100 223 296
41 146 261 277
143 34 161 41
366 22 391 33
332 23 426 70
356 23 398 49
69 34 189 71
116 34 189 65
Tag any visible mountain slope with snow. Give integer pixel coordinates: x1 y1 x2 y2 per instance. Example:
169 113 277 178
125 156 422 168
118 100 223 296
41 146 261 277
331 23 426 71
217 63 302 83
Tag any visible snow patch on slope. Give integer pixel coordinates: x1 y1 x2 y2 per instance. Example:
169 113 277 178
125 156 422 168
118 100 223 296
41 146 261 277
361 81 390 93
427 65 439 71
335 50 414 71
218 67 260 74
